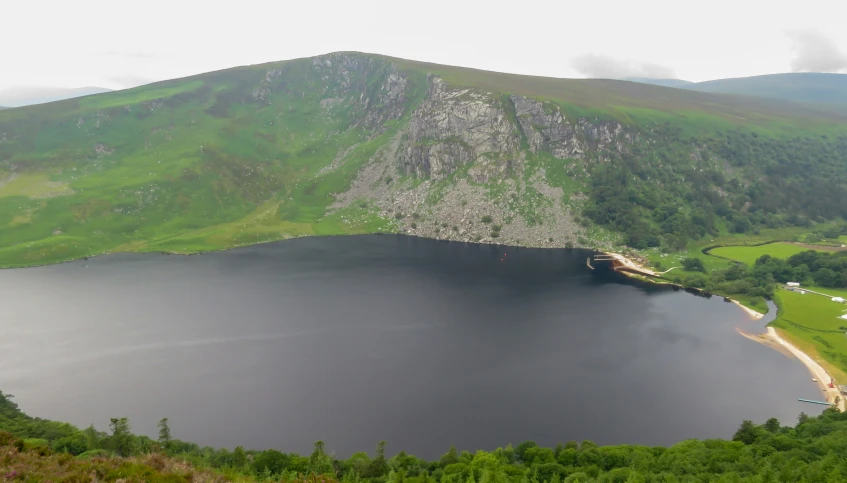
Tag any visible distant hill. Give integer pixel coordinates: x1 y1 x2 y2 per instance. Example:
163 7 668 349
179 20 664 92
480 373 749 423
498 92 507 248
1 52 847 267
0 86 113 107
686 73 847 106
623 77 694 88
626 73 847 107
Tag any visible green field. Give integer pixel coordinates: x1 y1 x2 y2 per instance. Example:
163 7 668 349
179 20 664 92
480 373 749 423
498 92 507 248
772 286 847 382
709 242 826 265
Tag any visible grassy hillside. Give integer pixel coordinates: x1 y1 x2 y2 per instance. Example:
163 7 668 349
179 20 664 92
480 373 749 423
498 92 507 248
0 86 114 107
2 52 847 267
3 390 847 482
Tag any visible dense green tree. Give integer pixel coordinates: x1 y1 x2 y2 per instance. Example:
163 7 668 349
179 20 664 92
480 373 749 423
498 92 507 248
681 258 705 272
157 417 172 449
366 440 390 478
732 420 759 445
253 449 290 476
515 441 538 463
107 417 135 457
308 440 334 474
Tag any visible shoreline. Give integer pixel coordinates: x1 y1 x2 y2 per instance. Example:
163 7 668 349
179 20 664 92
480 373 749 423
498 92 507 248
767 327 846 411
731 299 764 320
604 251 843 411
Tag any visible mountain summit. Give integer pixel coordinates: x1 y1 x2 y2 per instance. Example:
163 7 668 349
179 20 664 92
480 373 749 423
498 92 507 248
0 52 845 266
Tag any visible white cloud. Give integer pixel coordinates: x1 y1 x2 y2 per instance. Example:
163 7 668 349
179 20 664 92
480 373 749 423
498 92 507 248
786 29 847 72
571 54 675 79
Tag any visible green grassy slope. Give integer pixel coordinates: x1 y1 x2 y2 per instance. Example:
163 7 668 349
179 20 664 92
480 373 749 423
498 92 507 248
0 54 414 266
2 52 847 267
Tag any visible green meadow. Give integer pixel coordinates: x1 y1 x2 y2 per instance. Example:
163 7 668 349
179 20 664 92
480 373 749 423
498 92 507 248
772 286 847 382
709 242 830 265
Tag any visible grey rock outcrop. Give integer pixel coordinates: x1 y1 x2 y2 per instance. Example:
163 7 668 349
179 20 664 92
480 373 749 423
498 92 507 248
511 95 586 159
397 77 521 182
311 53 408 132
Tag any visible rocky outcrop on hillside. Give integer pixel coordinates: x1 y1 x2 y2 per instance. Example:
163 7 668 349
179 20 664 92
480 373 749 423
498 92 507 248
397 78 521 183
330 69 639 249
511 95 586 159
312 54 409 132
511 95 635 160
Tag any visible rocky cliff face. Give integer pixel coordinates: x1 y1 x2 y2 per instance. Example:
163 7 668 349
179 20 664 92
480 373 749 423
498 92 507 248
311 53 409 132
397 78 521 182
328 58 638 249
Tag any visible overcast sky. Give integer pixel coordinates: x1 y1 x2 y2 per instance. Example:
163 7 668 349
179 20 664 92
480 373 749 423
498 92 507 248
2 0 846 92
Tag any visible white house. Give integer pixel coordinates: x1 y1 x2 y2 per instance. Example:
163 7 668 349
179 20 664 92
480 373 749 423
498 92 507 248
787 282 801 287
833 297 846 303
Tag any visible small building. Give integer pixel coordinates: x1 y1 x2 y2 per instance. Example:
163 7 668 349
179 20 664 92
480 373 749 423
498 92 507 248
787 282 801 287
833 297 846 303
841 385 847 396
839 314 847 320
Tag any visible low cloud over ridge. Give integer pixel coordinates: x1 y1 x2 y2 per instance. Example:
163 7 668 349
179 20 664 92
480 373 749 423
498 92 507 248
787 29 847 73
570 54 675 79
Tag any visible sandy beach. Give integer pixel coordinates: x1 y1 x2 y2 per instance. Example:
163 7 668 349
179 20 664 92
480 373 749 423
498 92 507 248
766 327 845 411
731 299 764 320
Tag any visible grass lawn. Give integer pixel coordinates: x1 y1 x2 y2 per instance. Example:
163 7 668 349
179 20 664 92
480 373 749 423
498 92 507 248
772 286 847 382
708 242 825 265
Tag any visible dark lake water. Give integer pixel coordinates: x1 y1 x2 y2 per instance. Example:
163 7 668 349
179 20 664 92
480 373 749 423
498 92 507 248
0 235 824 458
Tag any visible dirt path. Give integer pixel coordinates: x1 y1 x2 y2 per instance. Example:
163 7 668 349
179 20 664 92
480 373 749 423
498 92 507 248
790 242 847 252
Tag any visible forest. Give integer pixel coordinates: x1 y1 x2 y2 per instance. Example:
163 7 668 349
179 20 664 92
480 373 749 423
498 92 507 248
673 250 847 301
3 391 847 482
582 129 847 251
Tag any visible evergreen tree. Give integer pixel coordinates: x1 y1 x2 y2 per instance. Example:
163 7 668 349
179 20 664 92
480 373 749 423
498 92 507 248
308 440 333 475
108 417 135 457
157 417 172 450
366 440 389 477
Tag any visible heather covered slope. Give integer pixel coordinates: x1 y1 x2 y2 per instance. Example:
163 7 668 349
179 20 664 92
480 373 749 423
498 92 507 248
1 52 847 267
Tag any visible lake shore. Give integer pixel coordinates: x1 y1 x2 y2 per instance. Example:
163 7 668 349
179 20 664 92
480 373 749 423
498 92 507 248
767 327 846 411
604 251 844 411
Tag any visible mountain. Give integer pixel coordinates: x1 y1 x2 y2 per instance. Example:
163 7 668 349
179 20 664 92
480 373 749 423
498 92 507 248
686 72 847 106
626 73 847 107
623 77 694 88
0 86 113 107
1 52 846 267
